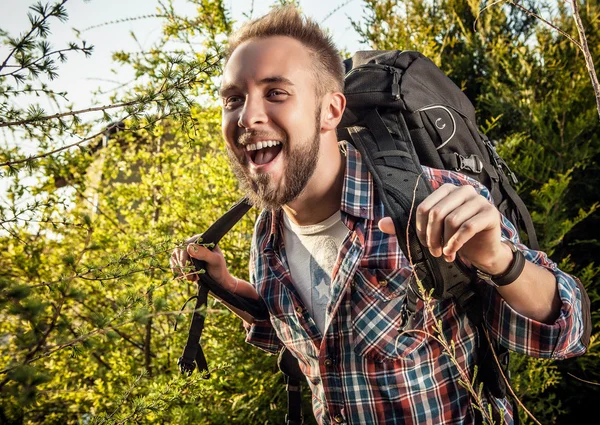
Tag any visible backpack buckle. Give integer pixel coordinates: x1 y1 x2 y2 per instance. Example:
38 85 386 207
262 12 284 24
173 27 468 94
456 154 482 173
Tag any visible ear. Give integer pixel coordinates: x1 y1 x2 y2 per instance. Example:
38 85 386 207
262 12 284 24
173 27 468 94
320 92 346 132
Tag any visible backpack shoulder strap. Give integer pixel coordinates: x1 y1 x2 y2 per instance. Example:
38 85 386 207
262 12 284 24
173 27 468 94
278 348 305 425
178 198 269 376
347 109 478 309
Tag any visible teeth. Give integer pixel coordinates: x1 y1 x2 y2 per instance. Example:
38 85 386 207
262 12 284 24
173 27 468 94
245 140 281 151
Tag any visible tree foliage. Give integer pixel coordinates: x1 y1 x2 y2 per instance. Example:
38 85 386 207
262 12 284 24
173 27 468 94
1 1 290 424
0 0 598 424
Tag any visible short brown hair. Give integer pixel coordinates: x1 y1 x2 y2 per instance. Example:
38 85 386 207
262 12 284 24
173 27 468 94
224 5 344 97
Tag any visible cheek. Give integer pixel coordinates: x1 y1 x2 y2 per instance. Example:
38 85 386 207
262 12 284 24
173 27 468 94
275 104 304 126
222 113 238 145
279 100 317 131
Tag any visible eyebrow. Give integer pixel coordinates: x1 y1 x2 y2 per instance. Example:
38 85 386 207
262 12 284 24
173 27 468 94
219 76 295 97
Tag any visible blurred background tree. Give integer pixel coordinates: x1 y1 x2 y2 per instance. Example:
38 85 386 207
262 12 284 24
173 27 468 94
1 0 598 424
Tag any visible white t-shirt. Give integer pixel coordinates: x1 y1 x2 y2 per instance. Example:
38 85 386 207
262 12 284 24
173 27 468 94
282 210 349 334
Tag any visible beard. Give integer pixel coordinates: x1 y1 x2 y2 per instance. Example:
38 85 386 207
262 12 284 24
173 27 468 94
227 107 322 211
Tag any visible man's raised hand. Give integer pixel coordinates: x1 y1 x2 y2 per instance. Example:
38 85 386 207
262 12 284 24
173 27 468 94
378 183 513 275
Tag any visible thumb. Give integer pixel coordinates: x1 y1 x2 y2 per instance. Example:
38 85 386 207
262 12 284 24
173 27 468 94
187 243 217 265
378 217 396 235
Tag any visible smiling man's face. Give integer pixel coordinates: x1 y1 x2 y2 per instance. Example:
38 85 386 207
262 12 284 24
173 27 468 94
220 36 323 210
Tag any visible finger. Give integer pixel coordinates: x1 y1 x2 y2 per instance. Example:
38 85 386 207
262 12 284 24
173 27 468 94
179 246 202 282
378 217 396 235
170 251 180 276
170 249 195 282
442 207 498 261
440 198 485 261
415 184 458 245
179 250 199 282
170 250 184 274
422 185 478 257
170 250 178 268
184 259 199 282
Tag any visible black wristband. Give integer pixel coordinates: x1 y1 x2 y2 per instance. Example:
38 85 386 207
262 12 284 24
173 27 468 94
476 240 526 287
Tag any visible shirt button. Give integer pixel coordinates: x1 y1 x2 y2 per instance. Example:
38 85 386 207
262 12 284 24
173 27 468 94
295 306 303 314
324 358 333 367
378 279 388 287
333 414 345 423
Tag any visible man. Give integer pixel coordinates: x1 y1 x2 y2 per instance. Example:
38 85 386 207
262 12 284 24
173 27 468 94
171 6 588 424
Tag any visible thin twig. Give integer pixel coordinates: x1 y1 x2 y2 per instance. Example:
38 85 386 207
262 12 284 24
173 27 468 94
474 0 506 32
570 0 600 120
403 174 497 424
507 0 583 49
29 244 177 289
0 307 214 374
0 47 88 78
481 326 542 425
98 372 147 425
566 372 600 386
0 100 136 128
321 0 355 24
0 120 126 167
0 0 70 73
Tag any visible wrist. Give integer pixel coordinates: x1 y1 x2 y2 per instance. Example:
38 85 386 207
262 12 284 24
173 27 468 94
473 238 514 276
474 239 526 287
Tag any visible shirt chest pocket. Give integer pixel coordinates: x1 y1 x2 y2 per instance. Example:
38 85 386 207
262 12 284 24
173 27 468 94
351 268 426 361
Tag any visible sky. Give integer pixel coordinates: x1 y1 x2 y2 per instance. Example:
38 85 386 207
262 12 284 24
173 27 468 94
1 0 370 112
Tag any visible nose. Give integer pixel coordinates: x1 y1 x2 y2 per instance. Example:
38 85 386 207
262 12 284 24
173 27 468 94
238 96 267 129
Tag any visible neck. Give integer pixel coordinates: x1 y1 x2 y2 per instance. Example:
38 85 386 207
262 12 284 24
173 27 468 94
283 137 345 226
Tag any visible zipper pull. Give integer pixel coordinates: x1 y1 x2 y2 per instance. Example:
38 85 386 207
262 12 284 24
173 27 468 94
391 69 400 100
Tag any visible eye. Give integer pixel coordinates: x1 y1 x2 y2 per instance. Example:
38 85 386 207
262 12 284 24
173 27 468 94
266 89 288 100
223 95 243 108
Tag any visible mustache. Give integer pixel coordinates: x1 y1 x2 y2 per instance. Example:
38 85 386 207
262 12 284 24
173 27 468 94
237 130 286 146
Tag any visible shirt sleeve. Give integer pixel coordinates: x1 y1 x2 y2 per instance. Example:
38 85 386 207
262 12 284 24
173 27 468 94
424 167 588 359
244 219 283 355
481 213 588 359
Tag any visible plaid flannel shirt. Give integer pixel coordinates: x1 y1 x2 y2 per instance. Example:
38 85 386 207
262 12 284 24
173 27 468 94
246 142 587 425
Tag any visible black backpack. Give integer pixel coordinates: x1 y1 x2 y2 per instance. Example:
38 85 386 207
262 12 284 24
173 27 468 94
178 50 591 425
336 49 537 414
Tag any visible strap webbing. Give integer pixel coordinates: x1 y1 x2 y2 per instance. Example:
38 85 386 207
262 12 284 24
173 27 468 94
284 376 303 425
279 348 304 425
178 286 209 376
498 177 540 250
179 198 269 376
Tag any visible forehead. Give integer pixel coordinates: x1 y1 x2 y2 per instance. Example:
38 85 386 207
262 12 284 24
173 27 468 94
222 36 315 91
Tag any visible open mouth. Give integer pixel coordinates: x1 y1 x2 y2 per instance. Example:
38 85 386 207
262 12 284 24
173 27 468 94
245 140 283 166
